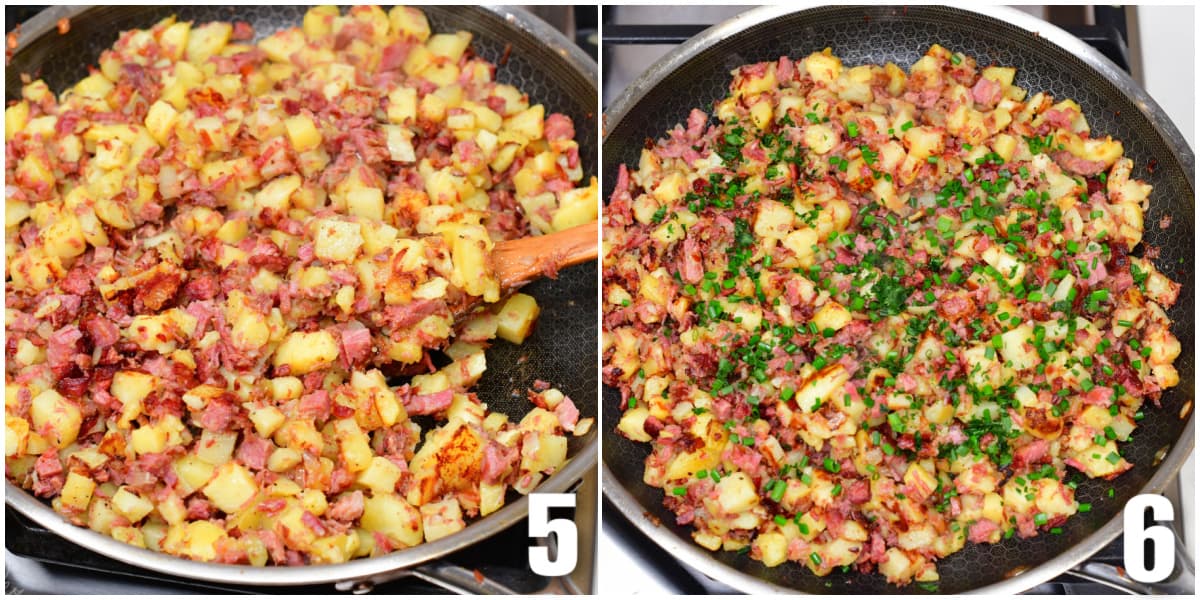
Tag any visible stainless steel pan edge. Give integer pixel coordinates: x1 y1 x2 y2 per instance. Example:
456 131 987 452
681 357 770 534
5 4 598 588
601 3 1194 595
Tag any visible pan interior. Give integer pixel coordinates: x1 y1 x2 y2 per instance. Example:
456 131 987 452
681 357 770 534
6 2 597 574
602 5 1193 594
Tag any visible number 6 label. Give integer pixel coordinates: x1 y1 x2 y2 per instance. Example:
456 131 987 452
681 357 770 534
1124 494 1175 583
528 493 578 576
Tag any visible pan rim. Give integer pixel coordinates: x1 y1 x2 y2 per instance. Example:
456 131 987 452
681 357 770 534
4 3 598 587
601 3 1195 595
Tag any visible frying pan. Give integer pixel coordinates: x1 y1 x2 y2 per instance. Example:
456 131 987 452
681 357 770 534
4 4 597 591
602 4 1194 594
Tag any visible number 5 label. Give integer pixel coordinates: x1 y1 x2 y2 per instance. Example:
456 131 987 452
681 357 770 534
1124 494 1175 583
529 493 578 577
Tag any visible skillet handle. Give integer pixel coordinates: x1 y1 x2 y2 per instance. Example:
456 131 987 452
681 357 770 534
1066 522 1195 595
333 560 523 594
410 562 522 594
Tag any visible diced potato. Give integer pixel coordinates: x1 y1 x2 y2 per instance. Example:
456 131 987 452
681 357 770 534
195 430 238 465
186 22 232 63
754 531 789 567
520 432 568 475
203 462 259 514
421 498 466 542
426 32 472 61
333 419 373 473
357 455 404 494
1000 324 1040 371
87 498 121 536
6 101 30 141
258 27 305 63
903 463 938 502
346 186 385 221
361 493 423 548
805 51 842 84
273 330 339 375
711 472 759 514
803 124 837 155
617 406 652 442
60 472 97 512
811 301 852 332
314 218 364 263
551 181 599 232
479 482 507 517
982 244 1027 288
284 114 322 152
782 227 819 268
496 293 540 344
407 423 484 505
112 487 156 523
172 454 217 495
504 105 545 141
302 6 339 39
793 365 850 413
245 407 286 443
144 100 179 145
131 423 169 455
110 371 156 428
389 6 431 41
29 389 82 449
170 521 228 561
5 416 30 457
268 447 303 472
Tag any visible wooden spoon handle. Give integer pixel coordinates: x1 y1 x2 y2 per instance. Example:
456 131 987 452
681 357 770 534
491 221 598 292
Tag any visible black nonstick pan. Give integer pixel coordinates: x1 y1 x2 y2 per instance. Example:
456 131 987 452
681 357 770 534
602 5 1193 594
5 4 597 591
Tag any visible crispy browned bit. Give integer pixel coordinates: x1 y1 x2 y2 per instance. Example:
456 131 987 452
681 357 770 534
499 42 512 66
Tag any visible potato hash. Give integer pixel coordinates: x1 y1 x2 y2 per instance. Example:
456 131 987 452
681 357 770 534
603 45 1179 584
5 5 595 565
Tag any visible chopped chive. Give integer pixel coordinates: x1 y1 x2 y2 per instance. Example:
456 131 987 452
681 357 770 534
770 479 787 502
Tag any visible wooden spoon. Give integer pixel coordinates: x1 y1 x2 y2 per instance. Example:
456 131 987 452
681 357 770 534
451 221 598 318
375 222 596 377
492 221 598 293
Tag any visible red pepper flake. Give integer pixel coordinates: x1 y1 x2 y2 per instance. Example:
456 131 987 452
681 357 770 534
499 43 512 66
57 18 71 35
473 569 485 584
